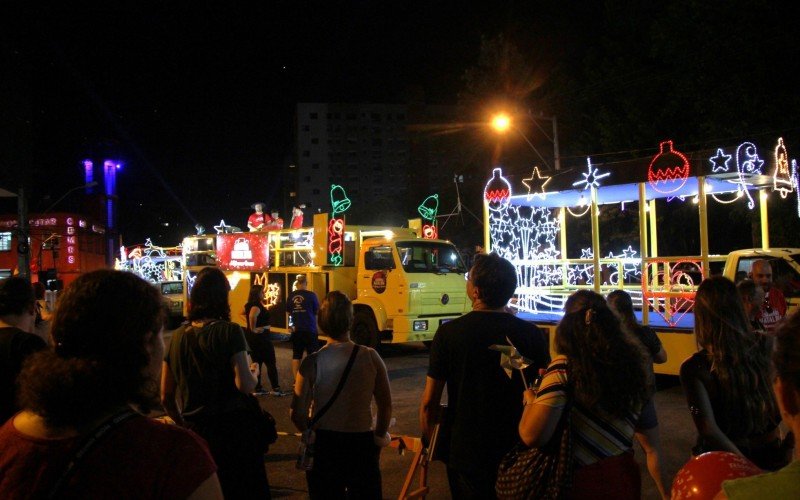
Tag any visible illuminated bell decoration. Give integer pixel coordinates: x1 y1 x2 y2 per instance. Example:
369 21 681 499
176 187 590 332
418 194 439 221
330 184 352 215
648 140 690 194
773 137 793 198
484 167 512 212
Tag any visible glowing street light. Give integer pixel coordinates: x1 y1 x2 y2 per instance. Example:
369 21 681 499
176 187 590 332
490 111 561 171
491 113 511 132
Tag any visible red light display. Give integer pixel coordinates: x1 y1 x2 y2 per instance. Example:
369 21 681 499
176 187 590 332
216 233 269 271
648 140 691 194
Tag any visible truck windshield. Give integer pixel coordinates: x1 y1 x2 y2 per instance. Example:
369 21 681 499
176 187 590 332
396 241 467 274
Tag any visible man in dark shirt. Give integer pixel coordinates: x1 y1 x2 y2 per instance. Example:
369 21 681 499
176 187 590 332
288 274 319 378
420 254 550 499
0 277 46 423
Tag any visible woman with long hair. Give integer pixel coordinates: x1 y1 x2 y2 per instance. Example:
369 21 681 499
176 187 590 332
607 289 669 499
161 267 270 499
680 275 784 470
719 310 800 497
0 270 221 498
244 285 283 395
518 290 650 498
290 291 392 498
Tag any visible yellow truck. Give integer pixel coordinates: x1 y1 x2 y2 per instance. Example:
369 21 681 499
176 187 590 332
483 137 800 374
182 213 470 347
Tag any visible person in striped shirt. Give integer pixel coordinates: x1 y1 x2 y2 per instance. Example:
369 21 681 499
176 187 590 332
519 290 650 499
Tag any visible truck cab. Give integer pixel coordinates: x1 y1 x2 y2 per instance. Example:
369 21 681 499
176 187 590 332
353 237 469 347
723 248 800 313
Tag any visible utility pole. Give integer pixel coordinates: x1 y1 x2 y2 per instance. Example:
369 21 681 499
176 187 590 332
17 186 30 281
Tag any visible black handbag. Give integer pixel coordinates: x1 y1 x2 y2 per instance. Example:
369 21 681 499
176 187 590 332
495 398 574 500
244 394 278 452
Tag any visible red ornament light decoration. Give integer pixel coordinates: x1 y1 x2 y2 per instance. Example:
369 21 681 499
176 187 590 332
484 167 512 212
422 224 438 239
648 140 691 195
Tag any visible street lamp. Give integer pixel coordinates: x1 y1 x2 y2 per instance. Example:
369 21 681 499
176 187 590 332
41 181 98 215
490 111 561 171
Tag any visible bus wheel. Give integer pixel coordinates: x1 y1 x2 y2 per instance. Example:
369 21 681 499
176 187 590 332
352 310 379 349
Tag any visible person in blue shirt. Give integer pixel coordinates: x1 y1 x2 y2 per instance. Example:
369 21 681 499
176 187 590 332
288 274 320 378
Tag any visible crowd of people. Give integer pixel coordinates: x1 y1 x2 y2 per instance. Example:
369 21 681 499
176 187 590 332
0 253 798 498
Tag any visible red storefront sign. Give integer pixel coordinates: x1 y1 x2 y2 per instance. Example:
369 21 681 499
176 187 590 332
216 233 269 271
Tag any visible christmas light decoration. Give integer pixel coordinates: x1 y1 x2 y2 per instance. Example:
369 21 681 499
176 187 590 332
709 148 732 173
328 218 344 266
572 158 610 190
648 140 690 195
327 184 351 266
643 260 702 327
417 194 439 220
118 238 184 283
214 220 231 233
793 160 800 218
330 184 351 215
566 205 590 217
266 281 281 309
735 141 764 209
484 167 512 212
773 137 793 198
521 166 551 200
418 194 439 239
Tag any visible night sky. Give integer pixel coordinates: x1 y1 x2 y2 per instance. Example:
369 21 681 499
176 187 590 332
2 1 798 248
2 2 567 244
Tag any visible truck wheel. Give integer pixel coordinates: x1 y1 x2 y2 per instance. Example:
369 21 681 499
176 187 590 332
352 310 379 349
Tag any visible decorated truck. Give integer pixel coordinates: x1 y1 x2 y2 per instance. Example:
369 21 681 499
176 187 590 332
182 207 470 348
483 138 800 375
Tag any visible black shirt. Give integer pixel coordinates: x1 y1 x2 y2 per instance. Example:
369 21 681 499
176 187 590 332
0 327 46 423
427 311 550 473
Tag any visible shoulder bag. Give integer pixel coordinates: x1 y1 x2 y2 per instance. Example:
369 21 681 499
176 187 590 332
495 390 574 499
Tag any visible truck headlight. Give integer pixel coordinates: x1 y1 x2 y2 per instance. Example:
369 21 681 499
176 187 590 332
413 320 428 331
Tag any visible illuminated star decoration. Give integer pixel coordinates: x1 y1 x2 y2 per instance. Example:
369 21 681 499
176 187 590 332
572 158 610 191
709 148 732 173
522 166 552 200
214 220 230 233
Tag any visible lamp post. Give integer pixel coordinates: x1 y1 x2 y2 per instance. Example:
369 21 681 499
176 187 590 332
491 111 561 171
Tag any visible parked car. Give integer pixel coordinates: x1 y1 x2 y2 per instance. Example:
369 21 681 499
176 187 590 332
160 280 185 329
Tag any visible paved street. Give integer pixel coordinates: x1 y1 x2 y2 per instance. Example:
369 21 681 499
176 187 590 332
250 339 698 499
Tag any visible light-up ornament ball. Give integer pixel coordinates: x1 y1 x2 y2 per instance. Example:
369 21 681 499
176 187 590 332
671 452 761 500
648 140 691 195
484 168 512 212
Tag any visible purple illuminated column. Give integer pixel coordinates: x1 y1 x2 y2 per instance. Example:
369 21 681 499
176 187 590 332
103 160 118 229
102 160 120 266
83 160 94 194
